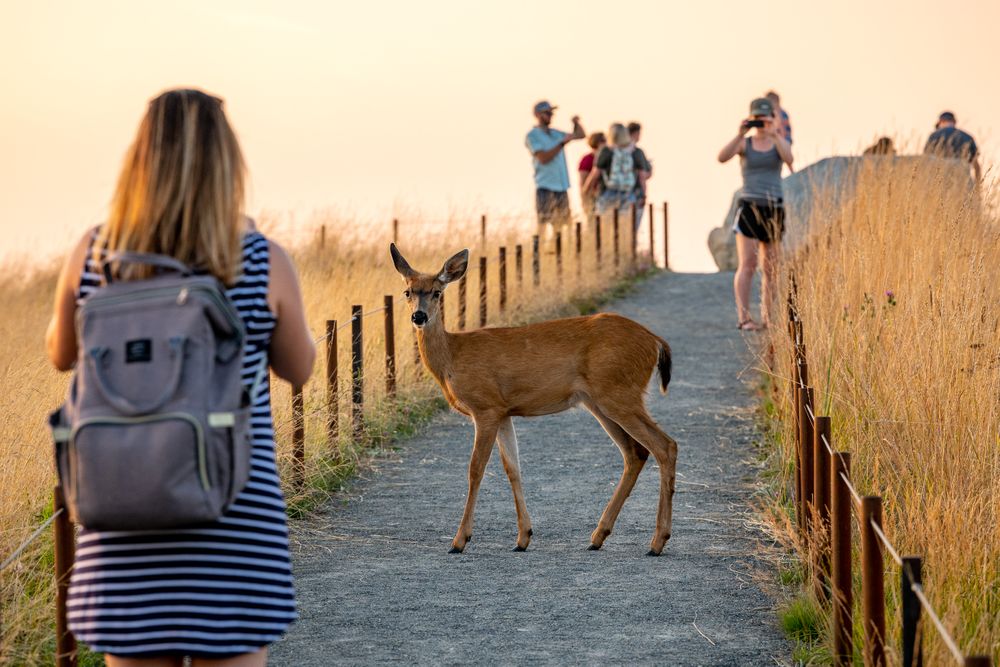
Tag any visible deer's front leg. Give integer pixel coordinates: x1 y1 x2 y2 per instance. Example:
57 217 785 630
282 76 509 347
450 415 500 553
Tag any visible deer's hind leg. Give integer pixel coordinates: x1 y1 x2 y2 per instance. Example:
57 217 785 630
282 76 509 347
584 400 650 551
495 417 533 551
597 403 678 556
450 414 500 554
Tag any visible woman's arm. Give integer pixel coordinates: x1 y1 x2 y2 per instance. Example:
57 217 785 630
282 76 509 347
266 241 316 386
45 230 94 371
582 166 601 194
718 121 749 163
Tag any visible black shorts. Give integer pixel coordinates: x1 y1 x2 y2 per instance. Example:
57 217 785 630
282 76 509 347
536 188 571 226
734 199 785 243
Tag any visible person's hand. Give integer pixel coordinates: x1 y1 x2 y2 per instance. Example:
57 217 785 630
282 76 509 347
763 116 780 139
738 119 751 137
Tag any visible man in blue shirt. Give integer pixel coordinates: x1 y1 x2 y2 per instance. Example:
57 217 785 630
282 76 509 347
526 100 585 231
924 111 981 182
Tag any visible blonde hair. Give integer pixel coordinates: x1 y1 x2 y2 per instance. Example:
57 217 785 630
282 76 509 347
98 88 247 285
609 123 631 148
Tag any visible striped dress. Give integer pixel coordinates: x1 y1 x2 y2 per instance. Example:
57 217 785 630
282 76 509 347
67 231 297 657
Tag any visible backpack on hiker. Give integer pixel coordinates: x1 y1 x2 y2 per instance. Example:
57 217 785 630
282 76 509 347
603 146 637 192
48 252 261 530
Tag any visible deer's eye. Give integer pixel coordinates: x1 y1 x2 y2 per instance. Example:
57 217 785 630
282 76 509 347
403 290 411 299
433 290 442 299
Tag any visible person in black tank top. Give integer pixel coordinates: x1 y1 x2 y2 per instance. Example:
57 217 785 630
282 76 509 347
45 89 316 666
717 97 794 331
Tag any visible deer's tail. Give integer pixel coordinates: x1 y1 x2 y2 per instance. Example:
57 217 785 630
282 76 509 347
656 338 672 395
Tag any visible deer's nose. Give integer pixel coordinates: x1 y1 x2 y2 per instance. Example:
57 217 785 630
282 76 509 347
412 311 428 326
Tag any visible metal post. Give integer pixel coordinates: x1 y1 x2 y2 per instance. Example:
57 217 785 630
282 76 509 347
499 246 507 314
54 486 77 667
458 275 467 330
814 415 832 598
351 305 363 440
662 201 669 270
479 256 487 327
326 320 338 445
613 208 620 269
531 235 540 287
831 451 853 665
902 556 924 667
555 231 563 282
861 496 886 667
384 296 396 397
800 385 815 537
291 384 304 488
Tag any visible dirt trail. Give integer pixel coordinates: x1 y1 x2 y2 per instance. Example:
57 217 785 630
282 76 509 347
270 272 789 666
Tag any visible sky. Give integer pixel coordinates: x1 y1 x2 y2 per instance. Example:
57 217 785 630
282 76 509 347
2 0 998 271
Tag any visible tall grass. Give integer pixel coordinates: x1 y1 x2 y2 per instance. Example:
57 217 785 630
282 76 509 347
766 156 1000 663
0 210 651 664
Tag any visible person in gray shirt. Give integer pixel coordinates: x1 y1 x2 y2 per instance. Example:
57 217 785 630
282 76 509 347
924 111 981 182
717 97 794 331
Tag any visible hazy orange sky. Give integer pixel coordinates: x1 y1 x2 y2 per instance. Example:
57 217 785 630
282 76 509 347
2 0 998 271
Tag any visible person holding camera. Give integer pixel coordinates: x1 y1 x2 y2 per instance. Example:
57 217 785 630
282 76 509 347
717 97 793 331
526 100 586 235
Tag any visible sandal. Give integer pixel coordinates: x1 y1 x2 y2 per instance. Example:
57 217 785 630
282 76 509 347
737 319 763 331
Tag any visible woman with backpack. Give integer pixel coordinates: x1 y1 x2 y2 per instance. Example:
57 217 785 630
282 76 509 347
584 123 641 220
45 88 316 666
717 97 793 331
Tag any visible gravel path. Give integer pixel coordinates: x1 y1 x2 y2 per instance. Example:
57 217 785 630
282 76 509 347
270 272 789 666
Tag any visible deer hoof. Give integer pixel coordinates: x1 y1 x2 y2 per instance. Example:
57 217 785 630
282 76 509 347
587 544 601 551
512 545 527 552
448 546 464 554
646 549 661 557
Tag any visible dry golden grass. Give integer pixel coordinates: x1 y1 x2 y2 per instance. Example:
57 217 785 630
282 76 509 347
767 156 1000 663
0 209 650 663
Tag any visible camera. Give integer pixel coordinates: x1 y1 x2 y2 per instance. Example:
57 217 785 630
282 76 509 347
744 119 765 129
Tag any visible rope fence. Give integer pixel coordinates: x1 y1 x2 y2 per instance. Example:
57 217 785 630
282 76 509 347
2 202 670 667
785 285 992 667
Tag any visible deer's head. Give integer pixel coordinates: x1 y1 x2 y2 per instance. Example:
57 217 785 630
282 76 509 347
390 243 469 329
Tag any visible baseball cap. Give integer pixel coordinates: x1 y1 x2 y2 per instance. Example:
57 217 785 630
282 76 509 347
533 100 557 114
749 98 774 117
938 111 956 123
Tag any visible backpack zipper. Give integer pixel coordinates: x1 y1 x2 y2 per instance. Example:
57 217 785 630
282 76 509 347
70 412 211 492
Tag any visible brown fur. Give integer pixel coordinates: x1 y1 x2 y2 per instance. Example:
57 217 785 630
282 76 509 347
390 244 678 555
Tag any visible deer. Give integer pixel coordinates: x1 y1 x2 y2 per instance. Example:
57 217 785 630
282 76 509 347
389 243 678 556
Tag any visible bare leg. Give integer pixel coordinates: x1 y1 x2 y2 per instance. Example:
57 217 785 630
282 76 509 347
599 406 678 556
451 414 500 553
495 417 533 551
734 232 759 326
759 240 781 328
584 402 649 550
193 648 268 667
106 657 183 667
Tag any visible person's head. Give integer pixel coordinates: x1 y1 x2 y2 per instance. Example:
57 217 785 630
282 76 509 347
765 90 781 106
748 97 776 134
609 123 631 148
533 100 556 127
587 132 607 152
100 88 247 285
864 137 896 156
627 121 641 142
936 111 957 129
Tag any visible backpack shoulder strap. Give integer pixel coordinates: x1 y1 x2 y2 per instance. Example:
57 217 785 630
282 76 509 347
102 252 193 284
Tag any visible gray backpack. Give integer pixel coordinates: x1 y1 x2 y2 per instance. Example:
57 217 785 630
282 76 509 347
49 252 261 530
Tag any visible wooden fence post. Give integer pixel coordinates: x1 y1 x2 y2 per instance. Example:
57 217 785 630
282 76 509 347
326 320 338 445
630 203 638 264
902 556 924 667
392 218 399 245
963 657 992 666
384 296 396 397
515 244 524 287
54 485 76 667
555 231 563 282
458 275 467 330
648 202 655 267
832 451 854 665
291 384 304 488
319 224 326 248
499 246 507 314
575 222 582 279
351 305 364 440
814 415 832 598
861 496 887 667
479 256 487 327
613 208 620 269
595 214 602 267
480 214 487 248
532 235 540 287
662 201 669 270
800 385 815 539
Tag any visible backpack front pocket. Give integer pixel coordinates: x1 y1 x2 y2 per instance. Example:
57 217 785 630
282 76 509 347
69 413 214 530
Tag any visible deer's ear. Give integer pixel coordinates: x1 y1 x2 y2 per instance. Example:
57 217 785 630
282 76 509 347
438 249 469 284
389 243 417 280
